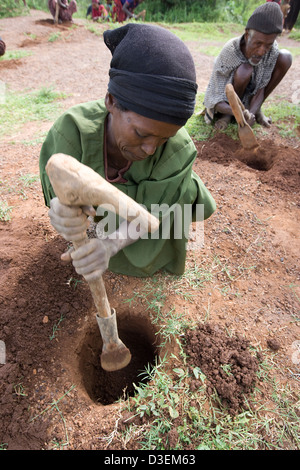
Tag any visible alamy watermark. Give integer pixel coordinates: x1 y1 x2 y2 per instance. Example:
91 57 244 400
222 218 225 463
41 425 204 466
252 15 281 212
0 340 6 364
291 340 300 365
94 202 205 250
291 80 300 105
0 80 6 105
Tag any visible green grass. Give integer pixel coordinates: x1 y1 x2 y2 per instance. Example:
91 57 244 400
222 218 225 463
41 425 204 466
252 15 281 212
0 173 40 206
115 258 300 450
0 12 298 450
198 44 224 56
280 44 300 58
0 201 13 221
120 308 300 450
185 93 239 141
263 98 300 138
29 384 75 449
0 50 32 61
169 21 244 42
289 29 300 42
19 173 40 187
0 86 67 137
48 32 62 43
185 91 300 142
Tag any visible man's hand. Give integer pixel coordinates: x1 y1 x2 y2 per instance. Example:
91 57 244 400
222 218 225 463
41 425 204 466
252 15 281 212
58 0 68 8
243 109 256 127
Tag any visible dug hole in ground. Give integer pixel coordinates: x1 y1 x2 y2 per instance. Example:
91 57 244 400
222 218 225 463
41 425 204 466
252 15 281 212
0 10 299 450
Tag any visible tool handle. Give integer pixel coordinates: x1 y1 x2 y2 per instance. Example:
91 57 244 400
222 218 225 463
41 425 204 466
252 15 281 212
46 153 160 319
46 153 160 233
235 93 245 111
225 84 246 127
73 237 111 318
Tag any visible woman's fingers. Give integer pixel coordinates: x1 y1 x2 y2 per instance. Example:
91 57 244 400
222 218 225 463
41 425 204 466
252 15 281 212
82 205 96 217
49 197 90 241
70 239 111 280
60 246 74 264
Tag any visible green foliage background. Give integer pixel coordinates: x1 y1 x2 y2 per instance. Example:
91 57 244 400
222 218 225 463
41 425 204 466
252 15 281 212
0 0 263 23
1 0 299 28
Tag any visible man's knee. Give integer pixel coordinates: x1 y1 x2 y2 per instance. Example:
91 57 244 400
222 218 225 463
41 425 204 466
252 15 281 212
233 63 253 93
276 49 293 75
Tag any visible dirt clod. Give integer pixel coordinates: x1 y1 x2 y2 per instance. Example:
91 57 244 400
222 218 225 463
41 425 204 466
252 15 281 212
267 338 281 352
185 323 259 415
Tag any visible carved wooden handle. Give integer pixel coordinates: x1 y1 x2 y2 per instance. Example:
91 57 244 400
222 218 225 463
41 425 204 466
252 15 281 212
72 237 111 318
225 84 246 127
45 153 160 233
46 153 160 318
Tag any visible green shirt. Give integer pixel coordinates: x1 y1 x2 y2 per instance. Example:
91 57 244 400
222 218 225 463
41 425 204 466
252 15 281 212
39 99 216 277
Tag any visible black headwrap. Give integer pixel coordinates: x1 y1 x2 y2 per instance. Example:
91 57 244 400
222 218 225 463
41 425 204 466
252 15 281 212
103 24 198 126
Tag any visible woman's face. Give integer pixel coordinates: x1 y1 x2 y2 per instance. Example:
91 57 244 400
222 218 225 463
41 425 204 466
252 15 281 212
105 94 181 163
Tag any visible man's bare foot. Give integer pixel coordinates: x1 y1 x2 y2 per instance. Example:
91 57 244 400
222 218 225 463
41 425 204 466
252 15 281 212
215 114 231 130
255 110 272 128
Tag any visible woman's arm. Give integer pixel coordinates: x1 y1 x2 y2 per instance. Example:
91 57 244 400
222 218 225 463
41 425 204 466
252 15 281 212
122 1 136 18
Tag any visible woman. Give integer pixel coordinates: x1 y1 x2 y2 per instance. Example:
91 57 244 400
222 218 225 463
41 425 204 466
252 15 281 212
112 0 144 22
39 24 216 280
91 0 108 21
284 0 300 31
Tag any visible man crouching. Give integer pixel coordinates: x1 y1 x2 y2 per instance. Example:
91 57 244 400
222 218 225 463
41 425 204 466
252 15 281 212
203 2 292 130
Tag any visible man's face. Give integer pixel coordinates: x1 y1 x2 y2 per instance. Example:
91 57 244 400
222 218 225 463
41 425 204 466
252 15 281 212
106 95 181 163
244 30 277 66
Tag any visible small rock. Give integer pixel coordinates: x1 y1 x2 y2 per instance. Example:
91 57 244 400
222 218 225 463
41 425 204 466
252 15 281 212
267 338 281 352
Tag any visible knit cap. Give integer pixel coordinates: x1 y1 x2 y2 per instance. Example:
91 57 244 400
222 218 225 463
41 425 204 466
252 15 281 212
246 2 283 34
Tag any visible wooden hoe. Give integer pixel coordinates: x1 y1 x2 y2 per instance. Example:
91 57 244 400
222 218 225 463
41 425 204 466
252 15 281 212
46 153 160 372
225 83 259 151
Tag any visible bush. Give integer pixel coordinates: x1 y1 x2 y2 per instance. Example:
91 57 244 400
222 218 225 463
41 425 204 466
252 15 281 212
0 0 23 18
140 0 262 24
0 0 265 24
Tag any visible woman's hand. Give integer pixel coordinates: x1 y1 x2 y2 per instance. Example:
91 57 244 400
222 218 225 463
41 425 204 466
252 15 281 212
49 197 96 243
69 238 117 282
60 222 140 281
50 197 146 281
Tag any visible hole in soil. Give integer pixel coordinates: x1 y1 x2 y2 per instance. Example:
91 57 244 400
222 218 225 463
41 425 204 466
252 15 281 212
78 314 158 405
245 155 272 171
234 147 275 172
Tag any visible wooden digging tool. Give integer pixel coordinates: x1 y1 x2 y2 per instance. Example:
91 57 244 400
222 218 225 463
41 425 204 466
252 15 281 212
45 153 160 372
54 1 59 24
225 83 259 151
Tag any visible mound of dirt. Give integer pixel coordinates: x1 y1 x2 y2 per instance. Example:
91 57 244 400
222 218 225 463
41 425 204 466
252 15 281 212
197 134 300 194
185 323 259 415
